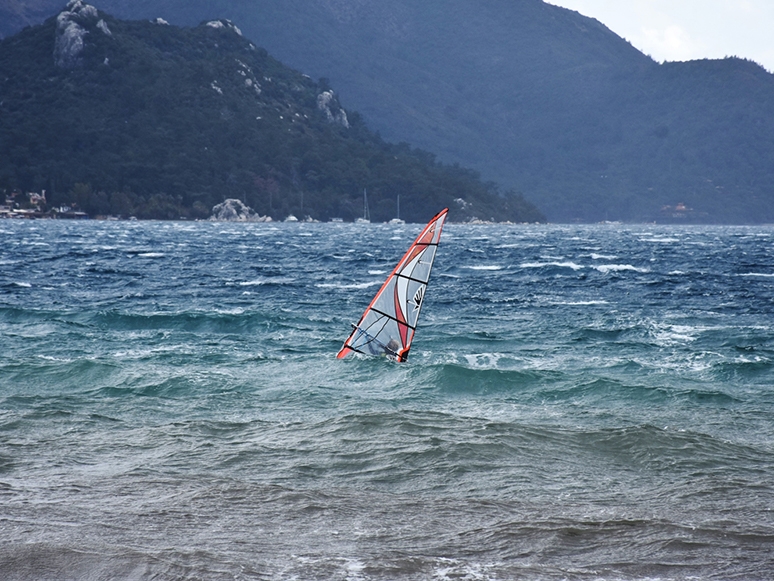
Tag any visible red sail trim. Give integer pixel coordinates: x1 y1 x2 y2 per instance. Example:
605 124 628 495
394 284 409 347
336 346 353 359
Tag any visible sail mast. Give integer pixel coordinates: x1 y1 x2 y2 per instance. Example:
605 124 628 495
356 188 371 223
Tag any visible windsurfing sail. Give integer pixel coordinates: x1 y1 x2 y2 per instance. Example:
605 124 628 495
337 208 448 362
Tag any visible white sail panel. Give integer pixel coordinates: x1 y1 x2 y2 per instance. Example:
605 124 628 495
337 208 448 362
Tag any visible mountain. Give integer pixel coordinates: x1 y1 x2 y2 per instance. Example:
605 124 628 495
0 0 62 39
0 1 544 223
4 0 774 223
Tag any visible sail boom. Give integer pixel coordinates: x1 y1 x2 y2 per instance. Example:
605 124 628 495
368 307 418 332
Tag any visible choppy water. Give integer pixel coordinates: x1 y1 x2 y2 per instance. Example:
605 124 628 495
1 220 773 580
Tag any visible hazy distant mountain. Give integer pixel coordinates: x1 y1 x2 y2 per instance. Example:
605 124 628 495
0 2 544 222
4 0 774 222
0 0 62 38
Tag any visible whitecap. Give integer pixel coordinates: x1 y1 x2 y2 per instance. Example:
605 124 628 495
465 265 503 271
520 261 583 270
13 281 32 288
316 281 382 290
214 307 245 315
36 354 73 362
238 277 295 286
463 353 506 368
137 252 165 258
343 558 366 579
650 323 699 346
593 264 649 274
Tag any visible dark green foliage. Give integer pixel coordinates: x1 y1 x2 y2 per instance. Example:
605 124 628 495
0 9 544 223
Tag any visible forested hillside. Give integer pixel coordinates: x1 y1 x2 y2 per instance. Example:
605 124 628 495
0 2 544 222
4 0 774 222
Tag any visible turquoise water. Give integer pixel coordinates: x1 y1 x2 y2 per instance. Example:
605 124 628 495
2 220 773 580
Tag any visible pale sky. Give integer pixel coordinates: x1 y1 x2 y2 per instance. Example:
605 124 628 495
545 0 774 72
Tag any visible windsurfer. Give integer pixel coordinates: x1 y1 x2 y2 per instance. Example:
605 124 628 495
365 335 400 358
385 338 400 357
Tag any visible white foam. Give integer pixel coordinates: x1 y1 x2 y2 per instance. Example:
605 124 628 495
463 353 506 368
36 354 73 362
237 277 295 286
136 252 165 258
316 281 382 290
593 264 649 274
465 265 503 271
343 558 366 580
650 324 698 346
431 557 493 581
520 261 583 270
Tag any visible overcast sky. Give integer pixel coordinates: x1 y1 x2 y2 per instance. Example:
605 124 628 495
545 0 774 72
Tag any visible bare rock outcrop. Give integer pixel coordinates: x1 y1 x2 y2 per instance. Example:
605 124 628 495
210 199 271 222
55 0 101 69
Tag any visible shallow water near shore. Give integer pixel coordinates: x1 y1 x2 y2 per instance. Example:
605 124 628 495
1 220 773 580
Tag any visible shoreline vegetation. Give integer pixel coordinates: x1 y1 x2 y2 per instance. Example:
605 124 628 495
0 193 537 224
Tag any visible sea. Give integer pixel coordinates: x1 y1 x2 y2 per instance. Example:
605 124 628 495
1 219 773 581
